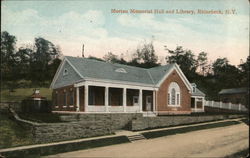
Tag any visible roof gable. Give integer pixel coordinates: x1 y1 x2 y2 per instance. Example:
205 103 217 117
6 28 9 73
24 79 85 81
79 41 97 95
219 87 248 95
51 56 193 89
50 59 83 89
65 56 154 85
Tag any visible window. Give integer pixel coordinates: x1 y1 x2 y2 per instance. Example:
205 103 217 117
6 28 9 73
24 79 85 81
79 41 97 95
192 87 196 93
171 88 176 105
177 94 180 105
54 92 58 108
133 96 139 105
63 68 68 76
63 92 67 107
115 68 127 73
69 90 74 106
168 82 181 106
168 93 170 105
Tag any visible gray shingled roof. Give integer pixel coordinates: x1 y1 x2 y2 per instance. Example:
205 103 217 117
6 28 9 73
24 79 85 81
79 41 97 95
191 83 205 96
219 87 248 95
65 56 174 85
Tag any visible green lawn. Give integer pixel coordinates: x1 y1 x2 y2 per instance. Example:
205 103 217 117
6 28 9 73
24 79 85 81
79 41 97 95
0 113 33 149
0 88 52 102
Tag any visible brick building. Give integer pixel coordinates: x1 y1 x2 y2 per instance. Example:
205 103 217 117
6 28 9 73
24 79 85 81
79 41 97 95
50 56 205 116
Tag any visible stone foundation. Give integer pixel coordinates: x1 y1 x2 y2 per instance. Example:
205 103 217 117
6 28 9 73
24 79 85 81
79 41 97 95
131 114 244 131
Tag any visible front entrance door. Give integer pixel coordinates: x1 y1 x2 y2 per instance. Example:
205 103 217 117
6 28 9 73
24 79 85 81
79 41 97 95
79 87 84 111
146 96 152 111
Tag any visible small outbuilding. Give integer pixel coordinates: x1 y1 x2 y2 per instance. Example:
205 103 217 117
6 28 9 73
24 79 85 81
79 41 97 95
219 87 249 108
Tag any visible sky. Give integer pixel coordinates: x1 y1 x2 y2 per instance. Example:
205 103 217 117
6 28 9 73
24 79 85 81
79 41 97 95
2 0 249 65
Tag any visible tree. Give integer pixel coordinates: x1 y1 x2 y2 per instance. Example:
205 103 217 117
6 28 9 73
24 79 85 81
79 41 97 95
15 47 32 80
212 57 229 76
88 56 104 62
129 41 159 68
165 46 197 80
1 31 18 91
197 52 208 75
103 52 119 63
1 31 17 80
238 56 250 87
29 37 59 84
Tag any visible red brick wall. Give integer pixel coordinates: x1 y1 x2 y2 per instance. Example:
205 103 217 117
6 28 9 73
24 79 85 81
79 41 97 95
156 70 191 115
52 85 77 111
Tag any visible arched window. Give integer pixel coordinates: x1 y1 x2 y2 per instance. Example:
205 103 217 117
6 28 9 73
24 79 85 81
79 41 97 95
168 82 181 106
171 88 176 105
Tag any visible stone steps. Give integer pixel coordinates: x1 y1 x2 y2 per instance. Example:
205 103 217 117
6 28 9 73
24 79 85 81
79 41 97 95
127 134 146 142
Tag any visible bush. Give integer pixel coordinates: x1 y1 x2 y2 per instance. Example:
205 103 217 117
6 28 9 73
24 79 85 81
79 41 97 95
21 99 52 113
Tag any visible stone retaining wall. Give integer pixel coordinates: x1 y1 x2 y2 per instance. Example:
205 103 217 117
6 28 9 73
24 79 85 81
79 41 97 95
57 113 142 130
12 111 141 143
131 114 244 131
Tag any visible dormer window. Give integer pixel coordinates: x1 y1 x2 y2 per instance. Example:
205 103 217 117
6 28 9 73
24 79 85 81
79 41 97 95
192 86 196 93
63 68 68 76
115 68 127 73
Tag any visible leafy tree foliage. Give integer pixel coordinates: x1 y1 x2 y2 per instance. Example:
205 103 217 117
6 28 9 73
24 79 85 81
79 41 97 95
1 31 17 81
29 37 59 84
132 42 159 68
165 46 197 80
102 42 159 68
1 31 61 89
197 52 208 75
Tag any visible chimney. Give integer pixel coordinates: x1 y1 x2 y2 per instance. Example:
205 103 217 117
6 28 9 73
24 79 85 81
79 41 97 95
82 44 85 58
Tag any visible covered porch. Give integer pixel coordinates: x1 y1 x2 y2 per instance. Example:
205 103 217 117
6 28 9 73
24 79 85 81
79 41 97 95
74 81 156 114
191 96 205 112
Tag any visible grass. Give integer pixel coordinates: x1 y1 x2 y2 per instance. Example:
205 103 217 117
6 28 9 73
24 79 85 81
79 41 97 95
18 113 68 123
0 88 52 102
142 121 241 139
0 112 33 149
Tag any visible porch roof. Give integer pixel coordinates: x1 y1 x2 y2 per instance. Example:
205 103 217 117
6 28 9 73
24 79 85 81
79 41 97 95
65 56 174 86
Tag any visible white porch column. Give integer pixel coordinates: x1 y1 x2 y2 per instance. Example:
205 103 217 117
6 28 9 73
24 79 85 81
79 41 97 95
202 97 205 112
123 88 127 112
239 104 241 111
139 89 143 112
105 86 109 112
76 87 80 112
84 84 89 112
194 97 197 112
153 91 156 112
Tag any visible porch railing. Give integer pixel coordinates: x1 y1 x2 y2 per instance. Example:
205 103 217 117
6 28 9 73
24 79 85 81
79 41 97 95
205 100 248 112
86 105 140 113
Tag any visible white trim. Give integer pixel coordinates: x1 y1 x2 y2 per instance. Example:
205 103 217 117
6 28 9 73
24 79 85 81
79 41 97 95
123 88 127 112
168 82 181 107
55 106 59 108
174 64 192 91
139 89 143 112
50 57 84 89
105 86 109 112
75 80 157 91
64 57 84 78
63 106 67 108
50 58 66 89
84 84 89 112
156 65 175 88
76 87 80 112
69 105 74 108
156 64 192 92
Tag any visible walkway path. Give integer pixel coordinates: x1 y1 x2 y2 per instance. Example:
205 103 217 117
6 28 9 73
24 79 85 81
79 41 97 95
45 120 249 157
